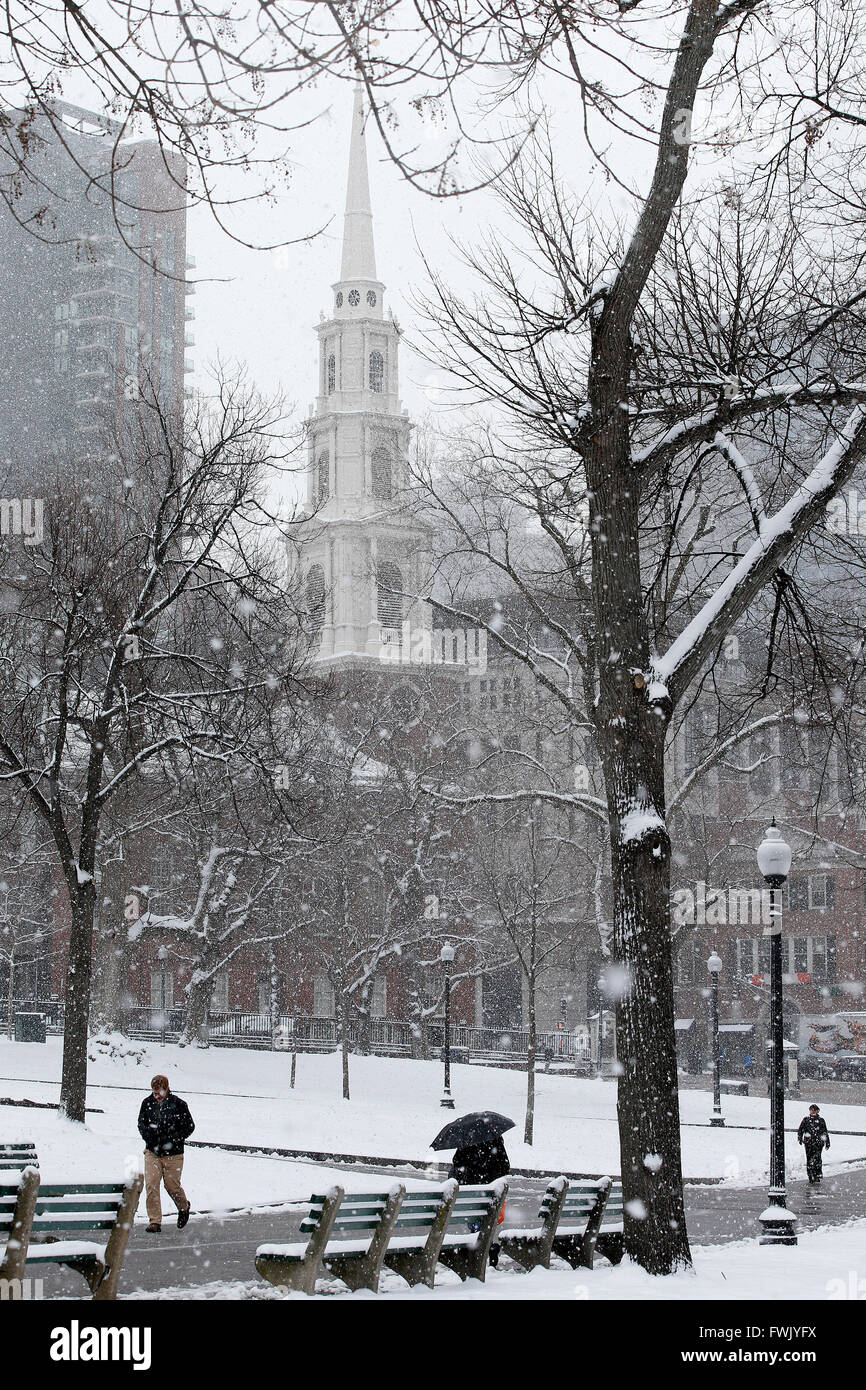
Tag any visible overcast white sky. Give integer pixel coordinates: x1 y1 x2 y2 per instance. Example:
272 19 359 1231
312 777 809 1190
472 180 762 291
187 83 475 430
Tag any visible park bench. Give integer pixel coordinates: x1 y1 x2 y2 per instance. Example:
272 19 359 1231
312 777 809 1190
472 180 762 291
0 1142 39 1171
256 1179 508 1295
381 1180 459 1287
500 1176 624 1271
382 1180 506 1286
0 1166 41 1282
594 1181 624 1267
434 1181 508 1283
256 1184 405 1295
21 1172 144 1300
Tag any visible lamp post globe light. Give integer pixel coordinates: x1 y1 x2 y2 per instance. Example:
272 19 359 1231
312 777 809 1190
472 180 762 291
756 820 797 1246
440 941 456 1109
707 952 724 1127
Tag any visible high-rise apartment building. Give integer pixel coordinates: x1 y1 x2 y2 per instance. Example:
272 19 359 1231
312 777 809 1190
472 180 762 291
0 101 191 480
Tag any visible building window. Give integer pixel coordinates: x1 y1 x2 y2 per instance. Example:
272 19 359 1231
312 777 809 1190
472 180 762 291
675 940 701 985
327 354 336 393
369 350 384 393
371 977 387 1019
54 304 71 374
736 935 833 982
212 972 229 1012
750 729 776 794
372 447 391 500
808 874 833 909
313 975 336 1017
377 561 403 628
306 564 325 631
317 451 329 500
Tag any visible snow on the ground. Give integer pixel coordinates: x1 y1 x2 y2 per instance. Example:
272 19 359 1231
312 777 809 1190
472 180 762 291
124 1219 866 1301
1 1038 865 1201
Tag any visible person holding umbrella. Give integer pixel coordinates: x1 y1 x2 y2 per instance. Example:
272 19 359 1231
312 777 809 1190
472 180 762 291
431 1112 513 1268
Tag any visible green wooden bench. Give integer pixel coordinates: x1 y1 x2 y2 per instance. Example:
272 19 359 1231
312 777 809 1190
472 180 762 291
0 1166 41 1282
0 1143 39 1171
256 1184 406 1295
499 1175 569 1271
501 1176 623 1271
381 1180 459 1287
436 1181 509 1282
22 1173 144 1300
594 1181 624 1267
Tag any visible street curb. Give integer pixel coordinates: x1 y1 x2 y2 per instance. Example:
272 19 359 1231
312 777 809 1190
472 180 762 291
186 1138 728 1185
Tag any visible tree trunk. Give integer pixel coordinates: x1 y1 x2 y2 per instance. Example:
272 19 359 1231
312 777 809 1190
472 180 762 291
405 947 431 1059
588 325 690 1272
269 944 280 1046
59 882 96 1123
338 987 351 1101
524 975 536 1145
181 966 215 1047
91 921 124 1033
356 978 372 1056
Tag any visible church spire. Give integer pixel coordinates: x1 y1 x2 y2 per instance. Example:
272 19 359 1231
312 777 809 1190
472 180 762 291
340 82 377 282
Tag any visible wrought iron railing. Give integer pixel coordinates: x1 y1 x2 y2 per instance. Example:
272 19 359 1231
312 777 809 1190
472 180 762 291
0 1000 592 1063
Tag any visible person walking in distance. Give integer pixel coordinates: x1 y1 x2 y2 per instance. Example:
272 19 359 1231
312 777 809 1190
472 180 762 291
797 1103 831 1185
138 1074 195 1232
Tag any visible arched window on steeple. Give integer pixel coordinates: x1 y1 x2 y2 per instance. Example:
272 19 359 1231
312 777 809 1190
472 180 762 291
377 561 403 629
369 350 384 393
371 447 392 501
327 354 336 393
317 451 329 500
306 564 325 635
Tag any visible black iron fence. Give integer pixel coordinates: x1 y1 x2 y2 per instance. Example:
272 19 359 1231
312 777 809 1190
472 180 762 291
0 1000 593 1064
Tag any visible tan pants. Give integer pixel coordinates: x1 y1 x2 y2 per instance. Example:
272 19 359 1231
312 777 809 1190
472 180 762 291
144 1150 189 1224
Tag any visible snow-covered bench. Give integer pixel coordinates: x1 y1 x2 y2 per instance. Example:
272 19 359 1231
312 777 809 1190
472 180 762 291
0 1166 41 1282
380 1180 459 1286
501 1176 624 1271
255 1179 509 1295
382 1180 506 1286
256 1184 406 1294
23 1173 144 1300
433 1181 508 1283
0 1142 39 1171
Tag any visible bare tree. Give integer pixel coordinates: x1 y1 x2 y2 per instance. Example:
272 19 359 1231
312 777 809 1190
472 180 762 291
0 374 309 1119
403 7 866 1269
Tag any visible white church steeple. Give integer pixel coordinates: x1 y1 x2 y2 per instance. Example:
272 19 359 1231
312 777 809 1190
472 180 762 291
340 83 378 283
298 83 433 666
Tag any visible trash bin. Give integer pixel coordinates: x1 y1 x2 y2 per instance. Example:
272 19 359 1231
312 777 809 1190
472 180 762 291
14 1013 46 1043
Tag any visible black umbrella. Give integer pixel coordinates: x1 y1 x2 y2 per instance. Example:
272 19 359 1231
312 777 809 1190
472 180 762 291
430 1111 515 1151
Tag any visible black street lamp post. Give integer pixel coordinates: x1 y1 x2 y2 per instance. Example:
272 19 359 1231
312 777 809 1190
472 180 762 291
756 820 797 1246
707 951 724 1127
440 941 455 1109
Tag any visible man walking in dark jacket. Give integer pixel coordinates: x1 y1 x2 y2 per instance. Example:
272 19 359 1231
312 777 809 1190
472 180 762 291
138 1074 195 1232
798 1104 831 1184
